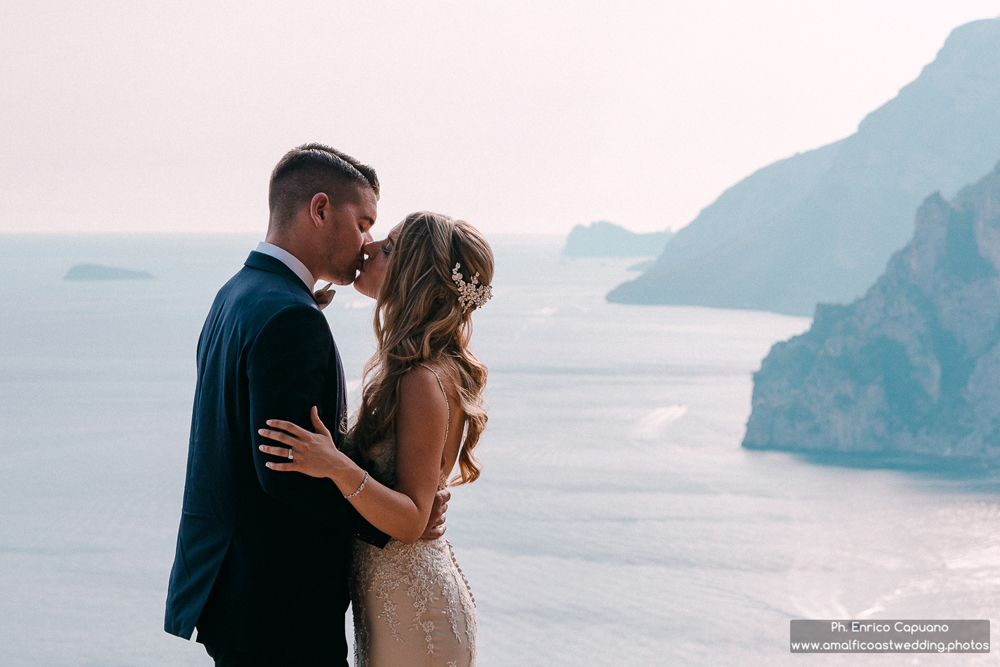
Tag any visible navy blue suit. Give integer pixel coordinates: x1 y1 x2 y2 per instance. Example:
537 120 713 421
165 251 388 663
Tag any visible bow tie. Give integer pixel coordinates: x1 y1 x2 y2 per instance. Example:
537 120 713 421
314 282 336 310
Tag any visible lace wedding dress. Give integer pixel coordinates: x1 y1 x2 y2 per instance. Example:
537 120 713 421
348 366 478 667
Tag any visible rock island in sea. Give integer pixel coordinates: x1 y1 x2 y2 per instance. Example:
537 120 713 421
64 264 155 281
563 221 672 257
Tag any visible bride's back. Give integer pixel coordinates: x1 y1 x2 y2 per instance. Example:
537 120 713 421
347 212 493 667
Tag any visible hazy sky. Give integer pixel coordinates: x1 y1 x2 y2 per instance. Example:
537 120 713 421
2 1 998 236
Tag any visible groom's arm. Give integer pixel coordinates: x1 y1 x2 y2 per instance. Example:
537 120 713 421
247 304 389 547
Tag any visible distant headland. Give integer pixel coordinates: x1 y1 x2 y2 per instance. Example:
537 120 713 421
609 18 1000 316
64 264 155 281
563 221 672 257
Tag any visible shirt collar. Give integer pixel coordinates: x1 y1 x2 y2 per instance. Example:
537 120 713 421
254 242 316 290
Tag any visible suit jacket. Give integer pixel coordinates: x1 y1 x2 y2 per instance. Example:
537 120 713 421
164 251 388 663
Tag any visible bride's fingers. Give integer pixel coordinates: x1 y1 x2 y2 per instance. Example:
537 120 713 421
258 428 301 447
265 419 312 439
258 444 291 458
310 406 331 437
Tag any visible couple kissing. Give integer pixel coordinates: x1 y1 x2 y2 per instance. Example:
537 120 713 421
164 143 493 667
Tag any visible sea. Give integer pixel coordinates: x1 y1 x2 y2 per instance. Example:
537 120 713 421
0 234 997 666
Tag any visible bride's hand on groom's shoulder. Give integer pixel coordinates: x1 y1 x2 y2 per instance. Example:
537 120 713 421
258 406 350 480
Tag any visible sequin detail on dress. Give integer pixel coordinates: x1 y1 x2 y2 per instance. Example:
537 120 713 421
350 365 477 667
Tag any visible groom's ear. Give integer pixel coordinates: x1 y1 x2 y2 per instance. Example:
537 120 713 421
309 192 331 227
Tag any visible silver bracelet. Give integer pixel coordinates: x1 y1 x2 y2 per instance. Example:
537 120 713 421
344 471 369 500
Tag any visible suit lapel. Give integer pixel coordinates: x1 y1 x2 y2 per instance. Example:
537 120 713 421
244 251 313 297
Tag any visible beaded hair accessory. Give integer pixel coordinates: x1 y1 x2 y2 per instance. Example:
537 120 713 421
451 263 493 311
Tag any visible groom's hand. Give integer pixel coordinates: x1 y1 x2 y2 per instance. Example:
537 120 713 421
419 488 451 539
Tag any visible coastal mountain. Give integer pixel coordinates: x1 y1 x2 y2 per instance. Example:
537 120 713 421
563 221 672 257
743 164 1000 465
608 18 1000 315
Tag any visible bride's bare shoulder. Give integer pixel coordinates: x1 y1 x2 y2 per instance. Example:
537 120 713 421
398 364 449 407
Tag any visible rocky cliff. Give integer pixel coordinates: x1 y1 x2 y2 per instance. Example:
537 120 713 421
609 18 1000 315
743 164 1000 465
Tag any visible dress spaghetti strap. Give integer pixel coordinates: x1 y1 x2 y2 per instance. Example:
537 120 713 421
417 363 450 445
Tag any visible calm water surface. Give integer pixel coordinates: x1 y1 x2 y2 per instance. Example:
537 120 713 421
0 234 996 666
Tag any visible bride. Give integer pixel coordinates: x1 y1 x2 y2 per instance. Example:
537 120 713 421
257 211 493 667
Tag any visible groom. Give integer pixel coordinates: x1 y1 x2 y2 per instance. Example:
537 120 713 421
164 144 449 666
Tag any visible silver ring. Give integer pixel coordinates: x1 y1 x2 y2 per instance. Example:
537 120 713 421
288 450 294 461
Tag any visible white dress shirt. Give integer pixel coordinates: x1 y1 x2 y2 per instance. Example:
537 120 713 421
254 242 316 290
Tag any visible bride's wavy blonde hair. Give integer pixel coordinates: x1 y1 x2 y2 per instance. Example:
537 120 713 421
350 211 494 485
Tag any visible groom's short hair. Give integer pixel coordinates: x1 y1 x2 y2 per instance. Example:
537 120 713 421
268 143 380 229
